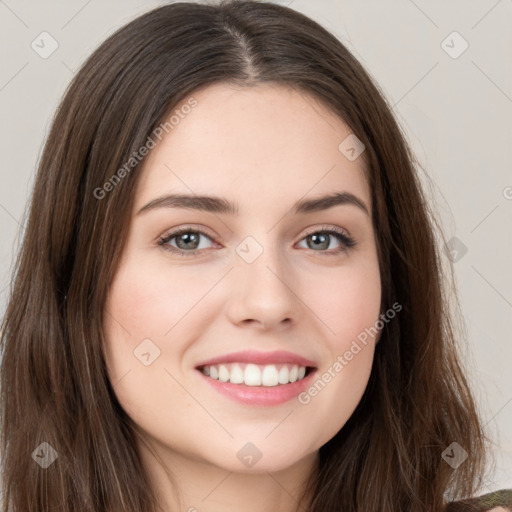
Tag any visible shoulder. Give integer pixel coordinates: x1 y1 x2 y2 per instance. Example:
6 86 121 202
445 489 512 512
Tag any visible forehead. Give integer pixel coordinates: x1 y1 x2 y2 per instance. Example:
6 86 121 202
135 83 370 216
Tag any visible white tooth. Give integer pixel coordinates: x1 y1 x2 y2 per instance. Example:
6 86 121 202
218 364 230 382
209 365 219 380
205 363 307 385
261 365 279 386
229 363 244 384
244 364 262 386
278 365 290 384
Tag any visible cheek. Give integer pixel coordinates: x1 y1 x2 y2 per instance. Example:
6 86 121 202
300 344 374 449
298 278 379 443
303 259 382 347
102 257 221 399
104 259 212 342
102 261 175 385
295 259 380 439
102 262 201 431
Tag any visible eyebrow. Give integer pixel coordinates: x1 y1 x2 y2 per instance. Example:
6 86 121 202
137 191 370 217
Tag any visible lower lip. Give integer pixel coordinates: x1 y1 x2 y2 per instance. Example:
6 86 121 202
196 368 317 406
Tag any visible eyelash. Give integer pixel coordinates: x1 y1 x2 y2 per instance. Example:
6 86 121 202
157 225 356 258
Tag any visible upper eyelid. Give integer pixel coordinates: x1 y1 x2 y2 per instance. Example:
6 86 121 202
159 225 217 243
160 224 351 242
159 225 353 251
302 224 351 238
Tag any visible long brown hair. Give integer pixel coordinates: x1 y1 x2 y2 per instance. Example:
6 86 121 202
0 1 489 510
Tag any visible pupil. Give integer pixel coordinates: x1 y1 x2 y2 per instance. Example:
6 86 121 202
310 233 328 250
178 233 199 249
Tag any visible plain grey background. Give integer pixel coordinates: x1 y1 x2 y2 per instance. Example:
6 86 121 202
0 0 511 494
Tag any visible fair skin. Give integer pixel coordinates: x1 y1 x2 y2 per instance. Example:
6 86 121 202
103 83 382 512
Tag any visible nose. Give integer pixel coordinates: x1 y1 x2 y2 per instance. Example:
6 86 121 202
226 241 299 331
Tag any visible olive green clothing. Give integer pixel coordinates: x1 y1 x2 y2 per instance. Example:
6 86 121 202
446 489 512 511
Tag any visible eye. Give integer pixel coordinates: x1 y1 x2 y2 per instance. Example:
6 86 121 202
158 227 217 257
297 226 356 255
158 225 356 258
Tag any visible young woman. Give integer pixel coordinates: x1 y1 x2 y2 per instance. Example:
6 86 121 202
1 1 510 511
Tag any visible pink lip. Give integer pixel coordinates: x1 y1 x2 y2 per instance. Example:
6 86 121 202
195 350 316 369
196 367 318 406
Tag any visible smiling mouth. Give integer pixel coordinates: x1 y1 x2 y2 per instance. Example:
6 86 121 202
196 362 315 387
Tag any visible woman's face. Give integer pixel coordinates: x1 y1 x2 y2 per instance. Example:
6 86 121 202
103 83 381 474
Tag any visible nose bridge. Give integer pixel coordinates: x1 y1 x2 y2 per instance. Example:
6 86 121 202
227 232 298 327
236 232 288 282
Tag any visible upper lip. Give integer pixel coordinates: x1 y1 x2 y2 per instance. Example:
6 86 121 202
195 350 317 368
